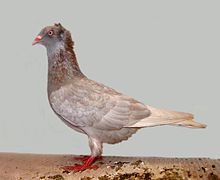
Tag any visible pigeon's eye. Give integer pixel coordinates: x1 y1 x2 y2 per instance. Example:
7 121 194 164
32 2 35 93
48 30 54 37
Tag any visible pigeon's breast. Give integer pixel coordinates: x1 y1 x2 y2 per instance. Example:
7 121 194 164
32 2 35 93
48 83 103 128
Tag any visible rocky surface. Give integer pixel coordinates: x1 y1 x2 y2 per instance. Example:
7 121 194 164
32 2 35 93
0 153 219 180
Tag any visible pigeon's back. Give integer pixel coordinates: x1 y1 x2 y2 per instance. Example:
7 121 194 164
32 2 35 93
49 76 206 146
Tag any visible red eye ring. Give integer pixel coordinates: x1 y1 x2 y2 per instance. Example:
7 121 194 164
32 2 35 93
48 30 54 36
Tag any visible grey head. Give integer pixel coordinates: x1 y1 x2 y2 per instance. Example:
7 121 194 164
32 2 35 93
32 23 74 55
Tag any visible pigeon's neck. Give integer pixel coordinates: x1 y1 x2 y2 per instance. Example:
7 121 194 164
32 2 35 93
47 43 84 91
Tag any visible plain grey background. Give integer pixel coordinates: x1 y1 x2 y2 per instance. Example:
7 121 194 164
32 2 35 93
0 0 219 158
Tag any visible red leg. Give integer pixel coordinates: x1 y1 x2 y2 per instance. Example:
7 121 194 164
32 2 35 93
73 155 90 161
73 155 103 163
61 156 101 172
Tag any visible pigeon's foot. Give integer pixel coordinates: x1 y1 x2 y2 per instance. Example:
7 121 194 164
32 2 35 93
61 156 102 172
61 163 99 172
73 155 103 163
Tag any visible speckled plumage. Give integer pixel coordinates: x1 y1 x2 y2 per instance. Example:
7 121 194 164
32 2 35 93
33 23 206 163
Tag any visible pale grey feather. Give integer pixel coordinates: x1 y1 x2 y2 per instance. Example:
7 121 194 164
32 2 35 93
49 77 151 131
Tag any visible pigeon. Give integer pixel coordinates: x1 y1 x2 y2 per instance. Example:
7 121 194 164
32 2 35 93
32 23 206 171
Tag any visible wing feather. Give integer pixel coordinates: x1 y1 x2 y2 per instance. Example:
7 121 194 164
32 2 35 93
49 78 151 130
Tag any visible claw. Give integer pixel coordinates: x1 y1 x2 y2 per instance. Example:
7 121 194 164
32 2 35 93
73 155 102 163
73 155 90 163
61 156 102 172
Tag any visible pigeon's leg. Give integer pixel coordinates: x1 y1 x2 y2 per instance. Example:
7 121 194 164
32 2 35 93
74 155 90 161
61 137 103 172
62 156 99 171
73 155 103 163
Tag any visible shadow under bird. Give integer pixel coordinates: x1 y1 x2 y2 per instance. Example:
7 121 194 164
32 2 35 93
32 23 206 171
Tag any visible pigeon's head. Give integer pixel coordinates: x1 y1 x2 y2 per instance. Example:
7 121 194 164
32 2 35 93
32 23 74 51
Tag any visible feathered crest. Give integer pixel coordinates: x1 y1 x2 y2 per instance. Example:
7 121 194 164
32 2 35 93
54 23 65 36
54 23 74 51
54 23 62 27
52 23 78 69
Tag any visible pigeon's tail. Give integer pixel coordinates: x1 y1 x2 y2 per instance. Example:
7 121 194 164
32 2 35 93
127 106 207 128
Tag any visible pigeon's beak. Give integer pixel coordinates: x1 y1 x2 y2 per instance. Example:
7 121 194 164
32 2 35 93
32 36 42 45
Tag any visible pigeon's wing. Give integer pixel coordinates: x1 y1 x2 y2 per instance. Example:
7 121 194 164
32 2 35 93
92 94 151 130
49 78 151 129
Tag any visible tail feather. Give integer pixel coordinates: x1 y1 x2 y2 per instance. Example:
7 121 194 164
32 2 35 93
126 106 207 128
172 120 207 128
